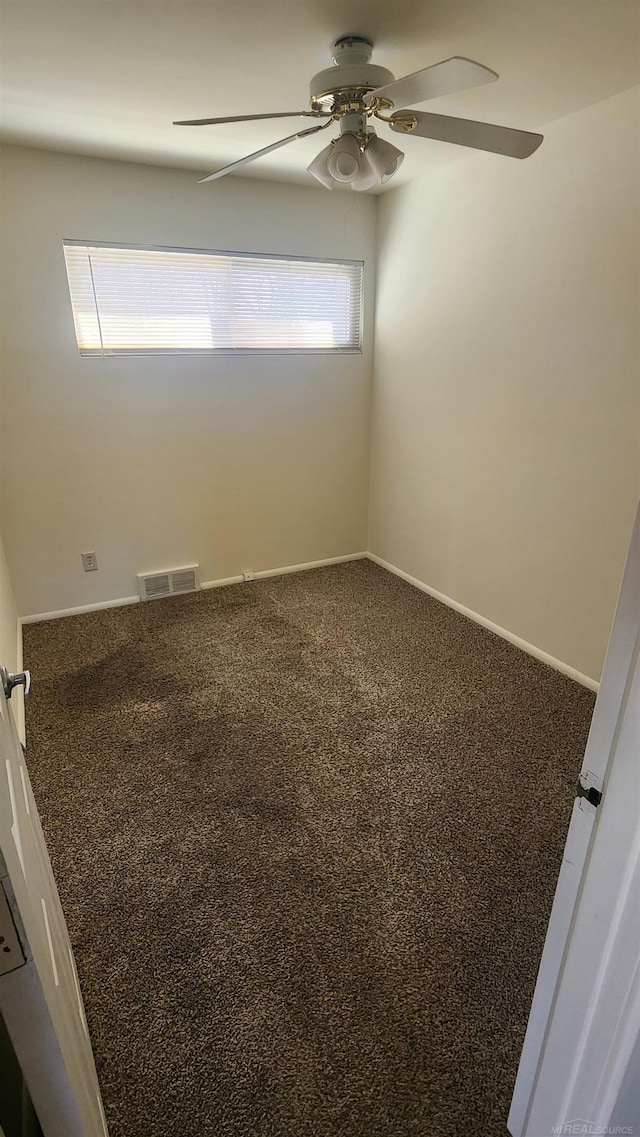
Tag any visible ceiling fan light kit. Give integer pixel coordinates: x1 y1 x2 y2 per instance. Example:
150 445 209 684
176 35 544 190
365 135 405 183
352 148 380 192
326 128 363 182
307 143 338 190
306 128 405 191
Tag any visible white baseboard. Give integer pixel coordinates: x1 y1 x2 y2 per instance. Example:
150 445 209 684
367 553 600 693
20 594 141 625
200 574 244 591
200 551 368 590
19 552 368 625
253 551 367 581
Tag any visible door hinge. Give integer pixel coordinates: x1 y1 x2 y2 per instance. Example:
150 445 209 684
576 772 603 809
0 881 27 975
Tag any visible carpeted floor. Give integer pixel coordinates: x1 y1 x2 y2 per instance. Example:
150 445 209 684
23 560 595 1137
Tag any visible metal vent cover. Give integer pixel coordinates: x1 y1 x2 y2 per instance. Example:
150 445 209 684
137 565 200 602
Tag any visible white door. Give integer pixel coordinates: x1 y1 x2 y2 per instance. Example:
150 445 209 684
0 667 108 1136
509 502 640 1136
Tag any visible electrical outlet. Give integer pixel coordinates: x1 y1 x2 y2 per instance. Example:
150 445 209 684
81 551 98 572
243 570 255 582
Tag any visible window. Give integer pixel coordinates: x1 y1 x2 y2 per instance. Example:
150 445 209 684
63 241 363 356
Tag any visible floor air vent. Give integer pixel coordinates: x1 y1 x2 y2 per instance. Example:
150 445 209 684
137 565 200 602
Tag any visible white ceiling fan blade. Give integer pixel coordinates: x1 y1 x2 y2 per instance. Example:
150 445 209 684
174 112 328 126
365 56 498 109
391 110 543 159
198 120 333 183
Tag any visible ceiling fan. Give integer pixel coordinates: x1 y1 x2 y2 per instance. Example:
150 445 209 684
174 36 543 191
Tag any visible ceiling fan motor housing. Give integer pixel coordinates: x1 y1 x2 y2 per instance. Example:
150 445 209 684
309 37 394 113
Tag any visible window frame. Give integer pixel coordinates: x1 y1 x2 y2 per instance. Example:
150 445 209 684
63 239 365 358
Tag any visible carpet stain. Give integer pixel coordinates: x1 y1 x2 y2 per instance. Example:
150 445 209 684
23 560 595 1137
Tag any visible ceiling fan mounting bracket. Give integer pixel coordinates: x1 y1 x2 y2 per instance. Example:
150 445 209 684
331 36 374 67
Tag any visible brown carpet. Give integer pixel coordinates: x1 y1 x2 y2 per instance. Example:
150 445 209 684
23 560 594 1137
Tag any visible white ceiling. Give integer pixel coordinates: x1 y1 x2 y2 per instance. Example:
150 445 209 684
1 1 639 192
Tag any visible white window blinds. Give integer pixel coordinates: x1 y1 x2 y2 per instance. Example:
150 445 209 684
63 241 363 356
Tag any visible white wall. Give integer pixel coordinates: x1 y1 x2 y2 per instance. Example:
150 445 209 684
0 146 375 616
369 87 640 684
